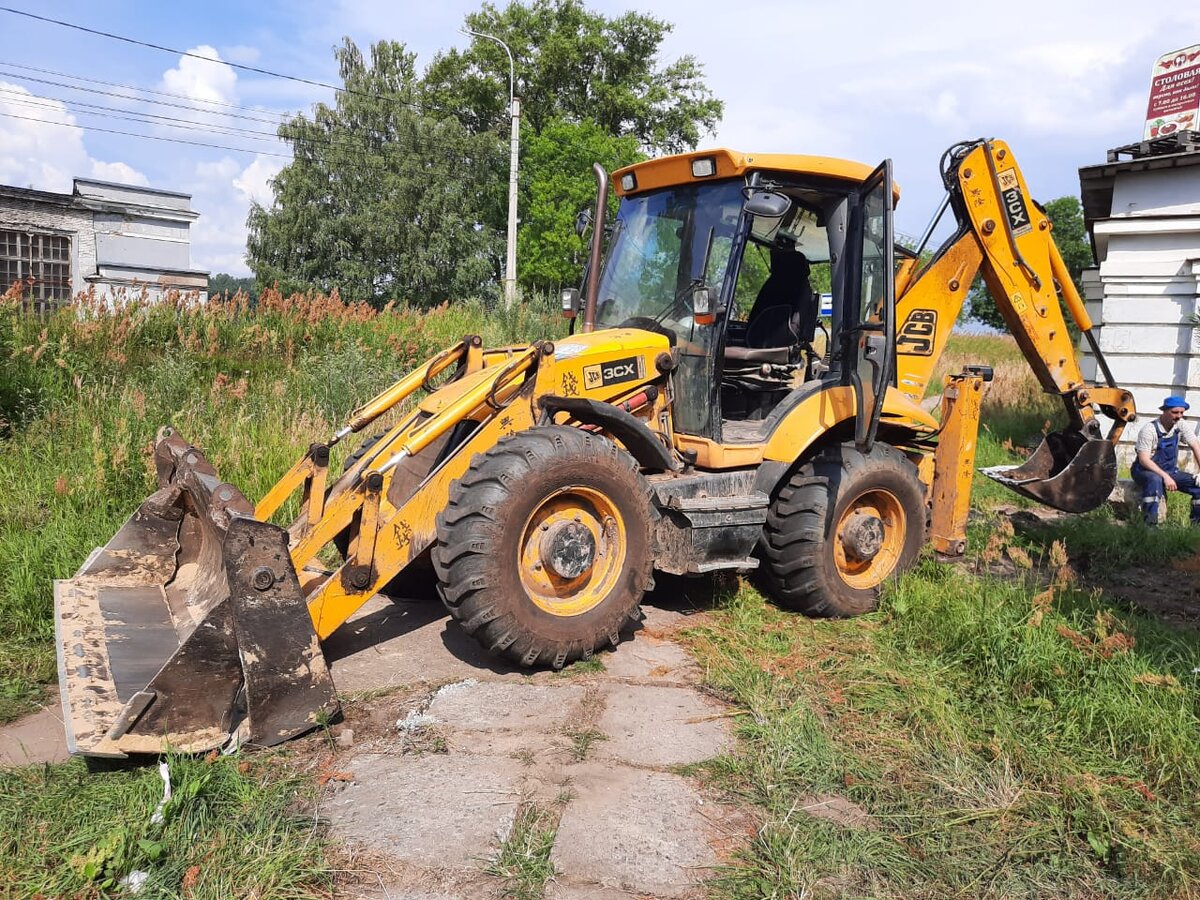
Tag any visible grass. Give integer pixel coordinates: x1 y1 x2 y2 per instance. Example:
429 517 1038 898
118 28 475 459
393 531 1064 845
687 565 1200 898
486 803 559 900
0 287 564 723
683 331 1200 897
5 302 1199 898
0 753 330 898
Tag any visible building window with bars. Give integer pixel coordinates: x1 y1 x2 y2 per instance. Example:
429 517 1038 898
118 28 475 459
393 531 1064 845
0 229 72 313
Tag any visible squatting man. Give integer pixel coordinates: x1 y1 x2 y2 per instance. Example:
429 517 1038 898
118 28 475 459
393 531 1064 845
1130 395 1200 525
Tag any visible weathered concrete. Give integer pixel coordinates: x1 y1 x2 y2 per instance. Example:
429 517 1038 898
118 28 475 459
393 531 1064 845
316 591 738 898
552 764 721 898
601 635 700 683
427 682 586 732
324 596 525 694
325 753 524 869
0 706 70 766
594 684 732 768
545 882 645 899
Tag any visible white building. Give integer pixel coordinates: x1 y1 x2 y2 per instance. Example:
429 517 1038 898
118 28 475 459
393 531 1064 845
1078 132 1200 462
0 178 208 314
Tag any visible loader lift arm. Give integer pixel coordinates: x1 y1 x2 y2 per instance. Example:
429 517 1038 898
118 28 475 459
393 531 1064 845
892 138 1135 514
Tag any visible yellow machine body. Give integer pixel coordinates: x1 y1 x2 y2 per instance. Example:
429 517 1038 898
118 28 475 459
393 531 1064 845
56 137 1135 758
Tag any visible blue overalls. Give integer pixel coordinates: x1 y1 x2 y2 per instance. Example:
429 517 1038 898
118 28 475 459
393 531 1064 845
1130 422 1200 524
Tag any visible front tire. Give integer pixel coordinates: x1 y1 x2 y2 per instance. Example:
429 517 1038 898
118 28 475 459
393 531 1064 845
433 426 656 668
760 442 925 616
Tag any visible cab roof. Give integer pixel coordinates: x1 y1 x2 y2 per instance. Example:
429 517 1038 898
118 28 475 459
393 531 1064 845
612 148 901 203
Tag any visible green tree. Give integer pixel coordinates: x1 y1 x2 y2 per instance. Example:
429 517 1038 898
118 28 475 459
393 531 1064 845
424 0 723 154
247 40 506 305
208 273 256 300
966 195 1092 330
518 119 644 290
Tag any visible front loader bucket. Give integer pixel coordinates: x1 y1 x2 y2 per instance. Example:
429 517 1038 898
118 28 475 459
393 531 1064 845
981 430 1117 514
55 430 338 758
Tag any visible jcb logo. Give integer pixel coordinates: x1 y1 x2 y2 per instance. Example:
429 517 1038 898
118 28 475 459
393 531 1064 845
582 355 643 389
897 309 937 356
997 167 1032 236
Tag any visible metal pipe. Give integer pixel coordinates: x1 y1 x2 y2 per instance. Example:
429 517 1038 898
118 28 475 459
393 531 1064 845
582 162 609 332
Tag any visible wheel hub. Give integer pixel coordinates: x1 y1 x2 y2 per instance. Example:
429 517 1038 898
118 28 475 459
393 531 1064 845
540 521 596 579
841 512 885 562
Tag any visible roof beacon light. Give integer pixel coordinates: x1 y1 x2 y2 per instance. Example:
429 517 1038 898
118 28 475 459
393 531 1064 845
691 157 716 178
620 173 637 192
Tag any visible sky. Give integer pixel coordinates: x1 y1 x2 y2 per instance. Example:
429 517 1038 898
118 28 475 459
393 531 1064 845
1 1 1198 278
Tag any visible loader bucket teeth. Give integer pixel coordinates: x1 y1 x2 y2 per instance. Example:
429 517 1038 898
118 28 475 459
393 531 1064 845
55 433 338 758
981 431 1117 514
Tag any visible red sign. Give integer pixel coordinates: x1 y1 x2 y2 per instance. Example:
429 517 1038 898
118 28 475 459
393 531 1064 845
1144 44 1200 140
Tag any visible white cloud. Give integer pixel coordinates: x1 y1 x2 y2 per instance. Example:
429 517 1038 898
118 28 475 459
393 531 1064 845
161 45 238 107
223 45 262 65
185 153 290 276
0 82 148 192
233 154 284 207
88 160 151 187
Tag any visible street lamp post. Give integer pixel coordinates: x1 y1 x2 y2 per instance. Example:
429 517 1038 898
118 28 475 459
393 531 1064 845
462 28 520 309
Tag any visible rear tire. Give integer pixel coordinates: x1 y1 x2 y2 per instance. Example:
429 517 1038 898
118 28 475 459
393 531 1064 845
760 442 925 616
433 426 655 668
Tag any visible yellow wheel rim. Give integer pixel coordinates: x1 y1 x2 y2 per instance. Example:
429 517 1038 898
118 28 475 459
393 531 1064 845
518 486 627 617
832 488 907 590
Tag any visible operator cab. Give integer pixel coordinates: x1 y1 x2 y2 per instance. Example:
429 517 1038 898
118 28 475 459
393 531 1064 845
593 150 895 454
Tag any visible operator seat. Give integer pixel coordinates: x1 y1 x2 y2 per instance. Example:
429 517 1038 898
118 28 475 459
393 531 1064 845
745 248 817 350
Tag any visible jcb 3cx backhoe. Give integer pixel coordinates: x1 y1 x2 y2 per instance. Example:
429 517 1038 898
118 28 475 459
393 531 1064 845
56 138 1135 758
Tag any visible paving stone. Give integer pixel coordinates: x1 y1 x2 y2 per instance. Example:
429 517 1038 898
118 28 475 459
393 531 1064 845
323 596 524 694
594 684 732 767
552 764 719 898
427 681 585 732
0 706 70 766
326 752 523 869
545 881 645 899
601 636 700 683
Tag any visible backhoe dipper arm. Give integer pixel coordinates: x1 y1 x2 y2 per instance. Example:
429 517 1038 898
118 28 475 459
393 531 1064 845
895 138 1136 513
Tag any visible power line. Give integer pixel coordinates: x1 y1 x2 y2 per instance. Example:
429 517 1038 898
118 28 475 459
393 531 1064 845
0 108 506 185
0 68 290 128
0 85 468 165
1 60 292 114
0 90 290 146
0 6 447 118
0 109 292 158
0 6 351 96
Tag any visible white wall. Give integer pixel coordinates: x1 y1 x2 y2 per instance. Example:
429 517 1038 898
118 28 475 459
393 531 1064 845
1081 163 1200 466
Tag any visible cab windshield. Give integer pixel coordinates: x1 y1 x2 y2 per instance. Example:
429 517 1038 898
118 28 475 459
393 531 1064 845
594 179 746 341
593 179 746 435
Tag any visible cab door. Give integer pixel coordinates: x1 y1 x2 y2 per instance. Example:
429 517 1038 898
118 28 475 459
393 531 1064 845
849 161 895 452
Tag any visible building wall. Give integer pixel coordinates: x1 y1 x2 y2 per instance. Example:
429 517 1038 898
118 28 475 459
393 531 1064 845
1080 163 1200 465
0 179 208 306
0 195 96 296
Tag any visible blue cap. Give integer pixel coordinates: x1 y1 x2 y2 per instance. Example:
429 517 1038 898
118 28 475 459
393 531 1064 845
1161 395 1190 411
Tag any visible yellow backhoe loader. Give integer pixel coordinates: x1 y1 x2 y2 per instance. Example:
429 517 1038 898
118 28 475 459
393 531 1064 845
56 138 1135 758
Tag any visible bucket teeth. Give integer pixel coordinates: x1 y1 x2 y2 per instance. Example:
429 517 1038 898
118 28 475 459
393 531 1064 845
56 432 339 758
982 432 1117 514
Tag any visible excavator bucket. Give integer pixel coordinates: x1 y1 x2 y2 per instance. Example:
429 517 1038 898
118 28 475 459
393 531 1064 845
982 430 1118 514
54 429 338 758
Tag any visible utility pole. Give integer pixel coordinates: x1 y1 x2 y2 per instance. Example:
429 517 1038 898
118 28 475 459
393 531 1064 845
505 96 520 309
462 28 519 309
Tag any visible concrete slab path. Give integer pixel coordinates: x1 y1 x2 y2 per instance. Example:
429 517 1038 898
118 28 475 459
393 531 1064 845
324 592 743 899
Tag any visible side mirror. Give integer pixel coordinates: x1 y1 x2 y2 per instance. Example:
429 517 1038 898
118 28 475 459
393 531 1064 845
574 207 593 238
693 284 716 326
743 189 792 219
561 287 580 319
